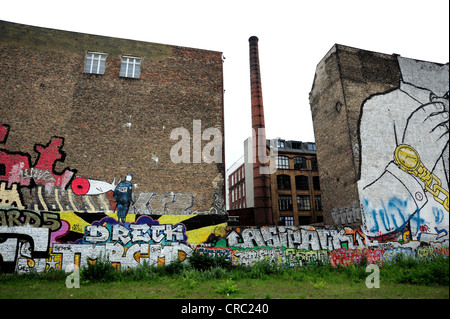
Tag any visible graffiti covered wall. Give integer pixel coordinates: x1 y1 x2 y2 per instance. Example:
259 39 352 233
0 124 227 273
1 209 448 274
1 112 449 274
197 225 448 267
1 122 447 274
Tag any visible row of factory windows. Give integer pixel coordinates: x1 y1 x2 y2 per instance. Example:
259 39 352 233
276 156 318 170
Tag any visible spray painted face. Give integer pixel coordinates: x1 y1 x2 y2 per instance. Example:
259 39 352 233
126 174 133 182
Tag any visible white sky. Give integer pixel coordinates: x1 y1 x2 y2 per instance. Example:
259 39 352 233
2 0 449 171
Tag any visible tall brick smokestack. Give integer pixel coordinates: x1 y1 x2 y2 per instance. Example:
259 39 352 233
249 36 272 225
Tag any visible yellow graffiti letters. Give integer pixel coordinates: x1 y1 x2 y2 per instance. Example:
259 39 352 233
0 209 61 231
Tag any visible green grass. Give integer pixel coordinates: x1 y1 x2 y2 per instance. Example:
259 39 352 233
1 254 448 299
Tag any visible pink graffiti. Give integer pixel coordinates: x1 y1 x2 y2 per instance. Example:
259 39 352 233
32 137 75 189
0 124 31 187
50 220 71 244
0 124 75 189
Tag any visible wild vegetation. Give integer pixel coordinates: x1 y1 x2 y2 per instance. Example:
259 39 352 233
1 253 448 299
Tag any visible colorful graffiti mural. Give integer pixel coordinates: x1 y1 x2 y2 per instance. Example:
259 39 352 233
0 124 227 273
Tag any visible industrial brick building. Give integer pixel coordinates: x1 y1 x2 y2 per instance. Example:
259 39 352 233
269 139 322 226
0 20 226 221
309 44 448 240
227 138 322 226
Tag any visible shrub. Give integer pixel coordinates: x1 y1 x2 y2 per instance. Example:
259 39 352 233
250 260 283 279
163 259 188 275
188 251 232 271
202 266 228 280
381 255 449 286
80 254 119 283
214 278 240 295
121 261 158 281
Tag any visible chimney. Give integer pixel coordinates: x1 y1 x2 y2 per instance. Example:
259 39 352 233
249 36 273 225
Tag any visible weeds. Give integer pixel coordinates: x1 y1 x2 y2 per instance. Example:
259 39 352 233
2 252 447 289
214 278 240 295
188 251 232 271
249 260 283 279
382 256 449 285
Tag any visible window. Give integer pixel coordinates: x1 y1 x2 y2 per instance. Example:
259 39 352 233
279 216 294 226
277 175 291 190
291 142 302 149
84 52 106 74
307 143 316 151
310 158 319 170
276 156 289 169
277 140 285 148
295 175 309 190
294 157 307 170
315 195 323 211
313 176 321 190
298 216 312 225
120 56 141 78
297 195 311 210
278 195 293 211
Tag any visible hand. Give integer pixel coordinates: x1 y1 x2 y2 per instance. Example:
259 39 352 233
402 99 449 172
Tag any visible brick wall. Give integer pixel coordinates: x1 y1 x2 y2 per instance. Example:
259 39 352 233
309 44 401 226
0 20 225 214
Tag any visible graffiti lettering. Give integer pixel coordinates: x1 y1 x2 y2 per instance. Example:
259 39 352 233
0 208 61 231
224 226 365 251
83 217 187 246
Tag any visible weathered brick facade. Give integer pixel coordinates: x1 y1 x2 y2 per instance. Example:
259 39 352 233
0 20 225 215
309 44 400 226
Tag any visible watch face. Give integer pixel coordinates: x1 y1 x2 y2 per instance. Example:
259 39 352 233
395 144 420 171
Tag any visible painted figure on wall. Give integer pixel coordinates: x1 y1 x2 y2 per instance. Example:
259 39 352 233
358 57 449 240
113 174 133 224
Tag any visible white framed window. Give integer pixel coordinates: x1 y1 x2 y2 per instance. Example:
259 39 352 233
276 155 290 169
84 52 106 74
297 195 311 211
278 195 293 211
120 56 141 78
